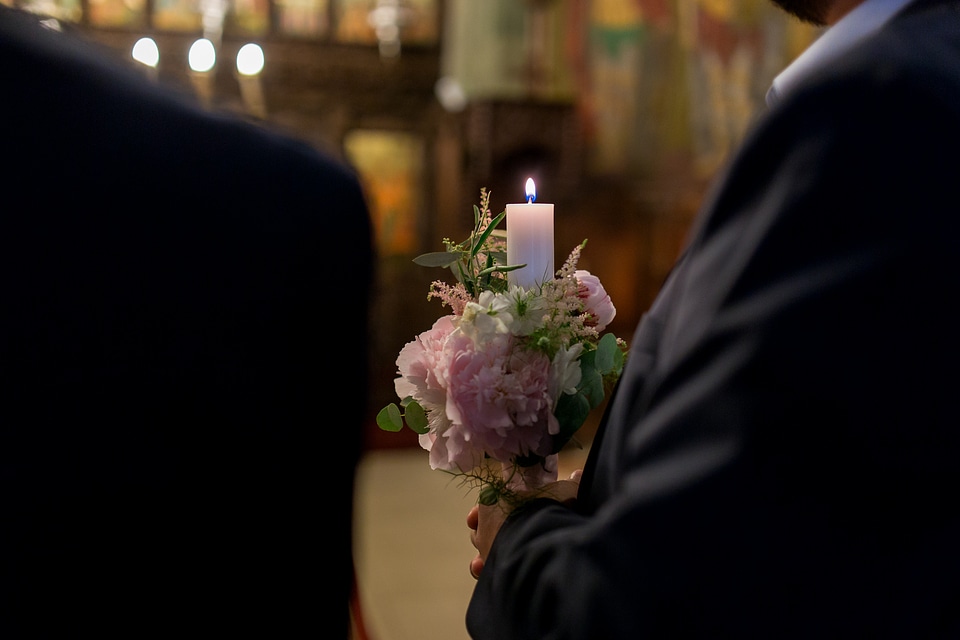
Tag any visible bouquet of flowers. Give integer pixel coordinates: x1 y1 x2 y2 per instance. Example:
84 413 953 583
377 189 627 505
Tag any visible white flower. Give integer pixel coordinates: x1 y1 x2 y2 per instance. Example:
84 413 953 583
461 292 514 343
504 285 549 337
549 343 584 405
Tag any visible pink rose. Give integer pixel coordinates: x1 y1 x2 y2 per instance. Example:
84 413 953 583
575 270 616 331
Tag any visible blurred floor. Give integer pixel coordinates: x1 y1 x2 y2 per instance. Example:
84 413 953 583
353 445 590 640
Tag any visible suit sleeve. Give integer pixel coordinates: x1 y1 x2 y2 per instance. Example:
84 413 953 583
466 54 960 639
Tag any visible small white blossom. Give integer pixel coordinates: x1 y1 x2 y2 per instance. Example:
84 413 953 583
549 343 584 403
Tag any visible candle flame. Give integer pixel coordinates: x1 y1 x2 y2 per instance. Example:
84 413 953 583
525 177 537 203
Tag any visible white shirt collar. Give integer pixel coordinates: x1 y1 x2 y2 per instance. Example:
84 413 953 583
766 0 916 106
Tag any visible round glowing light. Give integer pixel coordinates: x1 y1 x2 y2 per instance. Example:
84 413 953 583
131 37 159 68
188 38 216 73
236 43 264 76
435 76 467 113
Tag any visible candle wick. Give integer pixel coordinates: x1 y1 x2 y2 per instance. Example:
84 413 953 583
526 196 534 204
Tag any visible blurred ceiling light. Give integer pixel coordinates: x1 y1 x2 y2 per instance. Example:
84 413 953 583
368 0 415 58
435 76 467 112
188 38 216 73
236 43 265 76
132 37 159 68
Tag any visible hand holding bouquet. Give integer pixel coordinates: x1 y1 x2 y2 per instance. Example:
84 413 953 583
377 189 627 505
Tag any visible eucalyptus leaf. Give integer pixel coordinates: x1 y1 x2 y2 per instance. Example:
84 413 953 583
376 404 404 432
554 392 591 449
595 332 620 374
580 367 605 409
452 261 469 287
404 400 429 434
414 251 461 268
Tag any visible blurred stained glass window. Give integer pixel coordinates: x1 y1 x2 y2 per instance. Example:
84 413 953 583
87 0 148 28
226 0 269 34
153 0 202 31
276 0 328 36
335 0 437 45
9 0 439 44
344 129 424 257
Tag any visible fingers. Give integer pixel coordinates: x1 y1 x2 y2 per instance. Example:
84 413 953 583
469 555 484 580
468 505 480 552
466 472 584 581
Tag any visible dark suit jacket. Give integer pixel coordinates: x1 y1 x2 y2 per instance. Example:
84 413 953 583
0 7 373 638
468 0 960 637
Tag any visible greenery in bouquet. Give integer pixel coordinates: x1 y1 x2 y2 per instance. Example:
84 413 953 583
377 189 628 505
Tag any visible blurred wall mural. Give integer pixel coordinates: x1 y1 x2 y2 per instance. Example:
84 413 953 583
443 0 819 181
6 0 820 440
583 0 817 178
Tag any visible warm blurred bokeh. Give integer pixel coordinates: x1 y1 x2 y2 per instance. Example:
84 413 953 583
11 0 820 449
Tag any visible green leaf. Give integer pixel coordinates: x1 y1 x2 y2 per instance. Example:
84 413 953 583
413 251 461 268
486 250 508 265
595 332 622 375
553 392 591 451
451 261 467 286
376 404 404 432
470 210 505 258
580 367 605 409
477 263 524 278
404 400 429 434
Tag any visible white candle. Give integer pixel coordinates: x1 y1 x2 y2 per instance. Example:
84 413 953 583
506 178 554 289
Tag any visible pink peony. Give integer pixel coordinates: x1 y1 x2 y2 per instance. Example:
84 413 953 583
419 426 483 476
441 332 559 467
395 316 460 468
395 314 456 407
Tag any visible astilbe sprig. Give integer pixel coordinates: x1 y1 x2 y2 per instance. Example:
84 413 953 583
427 280 472 315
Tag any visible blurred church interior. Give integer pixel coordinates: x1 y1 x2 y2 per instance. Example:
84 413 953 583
5 1 821 635
4 0 820 451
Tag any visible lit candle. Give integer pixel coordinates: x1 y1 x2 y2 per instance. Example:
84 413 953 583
506 178 554 289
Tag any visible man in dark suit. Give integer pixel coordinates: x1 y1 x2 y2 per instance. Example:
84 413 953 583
0 5 373 638
465 0 960 636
